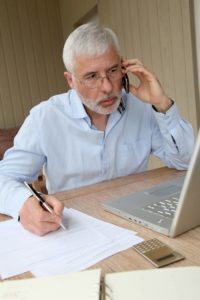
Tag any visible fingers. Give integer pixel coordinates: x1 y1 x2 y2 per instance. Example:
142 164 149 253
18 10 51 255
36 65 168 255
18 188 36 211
122 58 144 69
19 195 64 236
25 218 61 236
42 194 64 216
122 58 144 76
122 58 155 82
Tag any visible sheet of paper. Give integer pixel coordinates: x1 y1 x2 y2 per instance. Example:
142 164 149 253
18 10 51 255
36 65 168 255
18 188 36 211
0 208 143 279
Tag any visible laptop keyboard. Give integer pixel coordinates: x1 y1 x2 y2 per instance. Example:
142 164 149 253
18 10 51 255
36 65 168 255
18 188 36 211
143 194 180 219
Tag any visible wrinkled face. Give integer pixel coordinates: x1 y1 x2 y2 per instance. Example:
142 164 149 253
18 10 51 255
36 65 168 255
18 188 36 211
64 47 122 116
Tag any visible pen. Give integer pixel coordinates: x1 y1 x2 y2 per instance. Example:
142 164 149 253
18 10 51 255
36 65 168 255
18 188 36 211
24 181 66 230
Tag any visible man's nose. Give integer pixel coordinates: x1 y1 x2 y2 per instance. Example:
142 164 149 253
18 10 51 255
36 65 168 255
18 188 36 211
100 76 113 93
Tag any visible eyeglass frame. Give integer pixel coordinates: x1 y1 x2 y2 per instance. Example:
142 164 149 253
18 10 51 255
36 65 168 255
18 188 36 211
71 65 124 89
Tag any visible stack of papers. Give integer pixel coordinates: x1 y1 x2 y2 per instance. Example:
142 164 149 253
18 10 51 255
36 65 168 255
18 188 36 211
0 208 143 279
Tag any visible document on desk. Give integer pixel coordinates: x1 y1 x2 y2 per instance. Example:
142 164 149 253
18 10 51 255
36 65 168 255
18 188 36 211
0 208 143 279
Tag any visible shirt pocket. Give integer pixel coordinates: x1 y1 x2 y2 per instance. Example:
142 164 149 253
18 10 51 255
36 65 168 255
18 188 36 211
116 139 150 176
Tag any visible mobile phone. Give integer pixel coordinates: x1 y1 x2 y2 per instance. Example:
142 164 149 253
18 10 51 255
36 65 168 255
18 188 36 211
122 74 129 94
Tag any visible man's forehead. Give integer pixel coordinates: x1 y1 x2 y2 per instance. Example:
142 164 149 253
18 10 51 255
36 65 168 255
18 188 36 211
73 48 121 74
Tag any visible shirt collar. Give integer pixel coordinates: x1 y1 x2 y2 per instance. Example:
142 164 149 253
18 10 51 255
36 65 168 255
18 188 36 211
69 90 88 119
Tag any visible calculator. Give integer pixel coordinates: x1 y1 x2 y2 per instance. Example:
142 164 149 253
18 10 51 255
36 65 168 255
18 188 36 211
133 238 185 267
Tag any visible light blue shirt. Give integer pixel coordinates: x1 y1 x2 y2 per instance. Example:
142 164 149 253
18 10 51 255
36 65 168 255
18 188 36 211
0 90 194 218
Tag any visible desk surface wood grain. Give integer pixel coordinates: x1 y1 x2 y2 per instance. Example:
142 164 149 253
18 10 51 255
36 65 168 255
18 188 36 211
1 167 199 281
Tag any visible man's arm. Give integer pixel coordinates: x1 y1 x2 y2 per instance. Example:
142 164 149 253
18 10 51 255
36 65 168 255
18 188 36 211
0 104 63 233
150 103 194 170
122 58 194 169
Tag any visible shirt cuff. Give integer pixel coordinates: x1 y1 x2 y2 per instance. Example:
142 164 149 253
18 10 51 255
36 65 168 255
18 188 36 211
152 99 174 113
152 101 181 132
6 188 32 220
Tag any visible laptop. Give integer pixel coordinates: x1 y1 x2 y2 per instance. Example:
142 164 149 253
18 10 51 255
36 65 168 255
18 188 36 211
102 130 200 237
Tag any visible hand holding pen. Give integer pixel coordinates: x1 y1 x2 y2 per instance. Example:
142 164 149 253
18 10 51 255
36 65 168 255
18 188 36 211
18 182 66 236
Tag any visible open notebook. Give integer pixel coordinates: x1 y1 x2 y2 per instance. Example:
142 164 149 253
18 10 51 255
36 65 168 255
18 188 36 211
0 267 199 300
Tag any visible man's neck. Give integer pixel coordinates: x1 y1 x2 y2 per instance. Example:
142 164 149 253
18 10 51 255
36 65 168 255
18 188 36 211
92 115 108 131
85 107 108 131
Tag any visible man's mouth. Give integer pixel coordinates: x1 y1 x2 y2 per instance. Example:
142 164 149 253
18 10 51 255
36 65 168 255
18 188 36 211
100 97 116 107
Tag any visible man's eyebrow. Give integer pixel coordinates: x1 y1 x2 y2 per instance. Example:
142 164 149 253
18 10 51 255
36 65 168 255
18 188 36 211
107 63 120 71
82 63 120 78
82 71 97 78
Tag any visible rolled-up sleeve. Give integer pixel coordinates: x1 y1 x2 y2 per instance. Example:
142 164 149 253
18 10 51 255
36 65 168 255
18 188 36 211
151 102 194 170
0 110 46 218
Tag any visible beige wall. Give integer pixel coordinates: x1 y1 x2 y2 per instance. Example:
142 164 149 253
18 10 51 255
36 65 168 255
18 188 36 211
59 0 97 39
0 0 66 128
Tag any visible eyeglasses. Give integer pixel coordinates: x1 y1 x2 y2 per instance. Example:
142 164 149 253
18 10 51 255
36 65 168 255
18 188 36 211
73 66 123 89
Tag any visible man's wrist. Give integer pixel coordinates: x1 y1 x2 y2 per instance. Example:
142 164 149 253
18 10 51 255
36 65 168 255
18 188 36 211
152 98 174 113
18 191 43 223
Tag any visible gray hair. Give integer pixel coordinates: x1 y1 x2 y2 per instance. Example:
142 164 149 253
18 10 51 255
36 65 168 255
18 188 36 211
63 23 120 72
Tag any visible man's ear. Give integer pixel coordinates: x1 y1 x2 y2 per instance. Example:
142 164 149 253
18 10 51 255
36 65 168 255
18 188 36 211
64 71 74 89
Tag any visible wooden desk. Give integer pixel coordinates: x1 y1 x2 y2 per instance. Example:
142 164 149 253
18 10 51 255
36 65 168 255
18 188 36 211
1 167 200 281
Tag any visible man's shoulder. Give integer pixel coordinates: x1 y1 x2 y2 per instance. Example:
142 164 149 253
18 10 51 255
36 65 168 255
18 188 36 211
30 91 73 115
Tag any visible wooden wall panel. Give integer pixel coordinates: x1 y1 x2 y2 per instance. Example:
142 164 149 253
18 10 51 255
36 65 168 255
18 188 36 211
0 0 66 128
